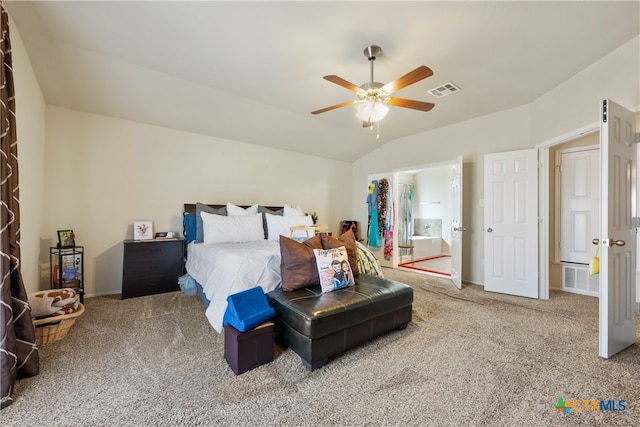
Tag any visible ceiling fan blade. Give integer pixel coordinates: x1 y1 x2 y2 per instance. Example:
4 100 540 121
382 66 433 94
323 75 363 93
311 100 356 115
387 97 435 112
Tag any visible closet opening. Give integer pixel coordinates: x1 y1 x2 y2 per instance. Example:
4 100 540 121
547 132 600 298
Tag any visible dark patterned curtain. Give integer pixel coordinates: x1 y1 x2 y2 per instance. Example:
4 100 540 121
0 3 39 409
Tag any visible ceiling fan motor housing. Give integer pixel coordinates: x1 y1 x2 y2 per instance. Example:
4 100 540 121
364 45 382 60
358 82 389 103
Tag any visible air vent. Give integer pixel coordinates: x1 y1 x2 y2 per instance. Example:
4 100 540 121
427 82 461 98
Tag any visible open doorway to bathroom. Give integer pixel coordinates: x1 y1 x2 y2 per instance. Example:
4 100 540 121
394 161 458 278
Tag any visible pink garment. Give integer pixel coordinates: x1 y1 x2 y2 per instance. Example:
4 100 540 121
384 228 393 260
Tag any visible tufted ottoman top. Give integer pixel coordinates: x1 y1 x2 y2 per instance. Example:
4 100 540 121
267 274 413 339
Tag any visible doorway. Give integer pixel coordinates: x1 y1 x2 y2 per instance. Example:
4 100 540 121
391 157 463 288
549 133 600 297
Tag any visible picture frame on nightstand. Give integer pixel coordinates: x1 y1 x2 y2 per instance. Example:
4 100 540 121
57 229 76 248
133 221 154 240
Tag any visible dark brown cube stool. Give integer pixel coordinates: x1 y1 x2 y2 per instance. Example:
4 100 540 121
224 321 274 375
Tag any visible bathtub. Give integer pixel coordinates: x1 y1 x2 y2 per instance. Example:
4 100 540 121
411 235 442 260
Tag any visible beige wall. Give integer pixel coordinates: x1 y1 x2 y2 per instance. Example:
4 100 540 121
352 36 640 286
42 107 352 296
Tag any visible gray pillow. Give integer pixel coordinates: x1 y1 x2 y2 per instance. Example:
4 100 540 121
258 206 283 239
195 203 226 243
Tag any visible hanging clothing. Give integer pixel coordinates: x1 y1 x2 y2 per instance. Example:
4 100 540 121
383 188 394 260
368 209 381 248
383 227 393 260
377 179 388 235
366 180 378 216
366 180 381 248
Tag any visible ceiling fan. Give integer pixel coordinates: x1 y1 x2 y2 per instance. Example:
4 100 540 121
311 45 435 128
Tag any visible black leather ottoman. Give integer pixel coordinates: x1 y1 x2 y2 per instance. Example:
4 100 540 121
267 274 413 370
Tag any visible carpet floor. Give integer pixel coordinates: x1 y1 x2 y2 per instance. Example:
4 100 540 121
4 268 640 426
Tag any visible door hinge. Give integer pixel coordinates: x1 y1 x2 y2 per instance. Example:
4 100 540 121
635 132 640 144
632 217 640 228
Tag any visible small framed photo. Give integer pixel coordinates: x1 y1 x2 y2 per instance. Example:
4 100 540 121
134 221 154 240
57 230 76 248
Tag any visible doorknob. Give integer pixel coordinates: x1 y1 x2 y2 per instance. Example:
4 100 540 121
602 238 626 247
487 228 493 233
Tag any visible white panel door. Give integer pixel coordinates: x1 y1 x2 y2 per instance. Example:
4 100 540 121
450 156 463 289
599 99 637 359
484 149 538 298
560 149 600 264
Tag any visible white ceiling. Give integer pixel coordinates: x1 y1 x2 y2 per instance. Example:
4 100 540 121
6 1 640 162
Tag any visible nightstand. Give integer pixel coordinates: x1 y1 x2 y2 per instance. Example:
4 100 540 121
50 246 84 302
121 239 185 299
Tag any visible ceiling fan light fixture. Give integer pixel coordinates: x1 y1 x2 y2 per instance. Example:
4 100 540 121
355 99 388 122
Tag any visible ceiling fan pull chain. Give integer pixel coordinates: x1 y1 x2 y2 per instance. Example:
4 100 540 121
376 121 381 140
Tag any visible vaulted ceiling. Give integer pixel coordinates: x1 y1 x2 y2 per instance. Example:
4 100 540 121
6 1 639 161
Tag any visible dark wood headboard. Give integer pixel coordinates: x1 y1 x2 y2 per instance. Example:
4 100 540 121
183 203 284 214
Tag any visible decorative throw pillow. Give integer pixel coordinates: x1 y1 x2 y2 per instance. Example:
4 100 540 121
265 213 313 241
283 204 305 216
226 202 259 216
279 235 323 291
355 241 384 278
320 229 360 276
313 246 355 293
201 212 264 244
183 212 197 244
195 203 226 243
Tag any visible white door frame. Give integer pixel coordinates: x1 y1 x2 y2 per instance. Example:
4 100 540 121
538 105 639 300
392 158 462 282
537 122 600 299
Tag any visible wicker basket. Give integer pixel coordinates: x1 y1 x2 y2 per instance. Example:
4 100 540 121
33 303 85 346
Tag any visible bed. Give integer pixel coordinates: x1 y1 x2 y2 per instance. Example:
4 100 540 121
183 203 311 332
186 239 281 332
183 203 384 333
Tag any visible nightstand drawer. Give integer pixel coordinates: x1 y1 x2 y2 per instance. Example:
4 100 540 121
121 275 180 299
123 257 183 279
123 240 183 261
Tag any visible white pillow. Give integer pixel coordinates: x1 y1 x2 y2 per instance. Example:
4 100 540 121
201 211 264 243
226 203 259 216
283 204 305 216
265 213 313 241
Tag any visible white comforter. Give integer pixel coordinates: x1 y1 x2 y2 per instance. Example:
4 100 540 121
186 240 281 333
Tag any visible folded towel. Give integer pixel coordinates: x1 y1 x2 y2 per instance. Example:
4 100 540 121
29 295 59 318
29 288 79 318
